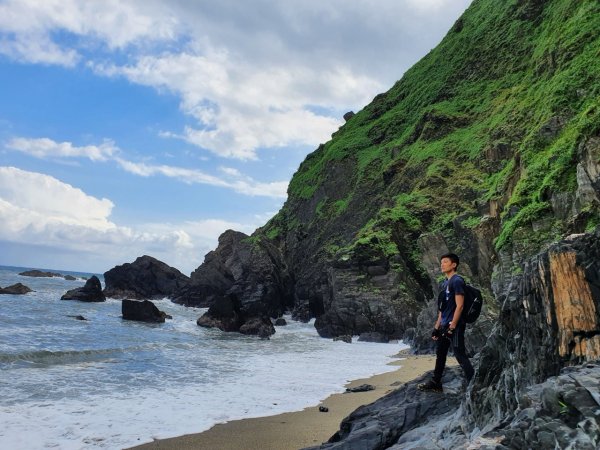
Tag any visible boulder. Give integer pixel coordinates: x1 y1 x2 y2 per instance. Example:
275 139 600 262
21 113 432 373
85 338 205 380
345 384 375 393
103 255 190 300
197 294 276 338
19 270 61 277
0 283 33 295
239 316 275 339
61 276 105 302
122 299 171 323
357 332 389 343
274 317 288 326
64 275 76 281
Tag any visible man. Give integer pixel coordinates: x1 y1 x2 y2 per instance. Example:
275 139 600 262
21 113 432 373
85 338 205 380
418 253 474 393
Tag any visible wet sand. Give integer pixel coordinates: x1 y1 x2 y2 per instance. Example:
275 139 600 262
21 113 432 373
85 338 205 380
130 354 440 450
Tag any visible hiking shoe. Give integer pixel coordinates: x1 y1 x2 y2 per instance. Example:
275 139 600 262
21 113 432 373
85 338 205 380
417 379 443 393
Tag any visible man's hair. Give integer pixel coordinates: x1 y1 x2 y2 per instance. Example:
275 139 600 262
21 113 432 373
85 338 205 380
440 253 460 268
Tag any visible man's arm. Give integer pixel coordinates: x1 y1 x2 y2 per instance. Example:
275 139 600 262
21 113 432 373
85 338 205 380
432 311 443 340
450 294 464 330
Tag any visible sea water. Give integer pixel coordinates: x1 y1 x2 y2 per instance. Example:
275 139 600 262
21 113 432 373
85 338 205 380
0 265 407 449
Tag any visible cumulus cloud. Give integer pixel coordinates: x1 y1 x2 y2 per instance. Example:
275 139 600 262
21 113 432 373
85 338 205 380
0 0 472 159
5 137 288 199
0 167 256 273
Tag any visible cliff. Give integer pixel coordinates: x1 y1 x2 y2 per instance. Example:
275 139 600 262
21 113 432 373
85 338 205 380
174 0 600 343
306 230 600 449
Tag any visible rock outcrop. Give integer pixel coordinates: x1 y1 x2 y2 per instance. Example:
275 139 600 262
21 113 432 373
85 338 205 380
174 230 292 337
0 283 33 295
61 276 105 302
103 255 190 300
122 299 171 323
19 270 62 277
309 230 600 449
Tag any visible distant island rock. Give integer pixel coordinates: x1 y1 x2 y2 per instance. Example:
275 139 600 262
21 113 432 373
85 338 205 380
0 283 33 295
64 275 77 281
19 270 62 278
103 255 190 300
122 299 172 323
61 276 105 302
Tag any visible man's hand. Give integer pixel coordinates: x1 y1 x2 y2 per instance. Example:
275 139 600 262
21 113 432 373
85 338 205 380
441 326 455 339
431 328 442 341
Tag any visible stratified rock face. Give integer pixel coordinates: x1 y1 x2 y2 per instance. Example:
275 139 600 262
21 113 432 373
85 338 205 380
0 283 33 295
470 230 600 429
19 270 62 278
61 276 105 302
103 255 190 300
122 299 170 323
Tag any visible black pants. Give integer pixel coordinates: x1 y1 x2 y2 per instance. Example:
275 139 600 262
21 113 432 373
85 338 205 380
433 323 474 383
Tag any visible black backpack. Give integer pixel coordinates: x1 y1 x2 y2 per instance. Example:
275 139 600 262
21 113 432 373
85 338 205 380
437 281 483 324
463 284 483 324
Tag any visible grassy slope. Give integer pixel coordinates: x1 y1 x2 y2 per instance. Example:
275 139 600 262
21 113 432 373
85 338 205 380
262 0 600 268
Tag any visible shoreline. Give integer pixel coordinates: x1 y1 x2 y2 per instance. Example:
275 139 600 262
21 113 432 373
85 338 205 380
130 353 439 450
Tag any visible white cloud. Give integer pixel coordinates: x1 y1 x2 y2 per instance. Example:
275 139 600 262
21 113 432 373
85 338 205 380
0 0 472 159
7 137 118 161
0 167 257 273
5 137 288 199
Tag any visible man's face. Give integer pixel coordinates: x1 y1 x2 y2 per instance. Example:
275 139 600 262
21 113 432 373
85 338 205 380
440 257 456 274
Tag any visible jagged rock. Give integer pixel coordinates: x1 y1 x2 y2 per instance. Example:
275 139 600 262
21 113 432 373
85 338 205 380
343 111 355 122
0 283 33 295
345 384 375 393
274 317 288 326
61 276 105 302
303 368 464 450
19 270 61 278
197 294 242 332
357 332 389 343
103 255 189 300
122 299 171 323
177 230 292 336
538 116 566 140
333 335 352 344
64 275 76 281
197 293 276 338
239 316 275 339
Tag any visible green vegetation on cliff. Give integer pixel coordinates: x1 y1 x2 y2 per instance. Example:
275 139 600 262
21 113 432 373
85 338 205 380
265 0 600 277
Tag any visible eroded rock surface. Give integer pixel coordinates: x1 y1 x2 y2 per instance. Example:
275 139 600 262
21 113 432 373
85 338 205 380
61 276 105 302
104 255 189 300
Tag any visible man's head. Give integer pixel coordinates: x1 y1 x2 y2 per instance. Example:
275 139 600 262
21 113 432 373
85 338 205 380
440 253 460 275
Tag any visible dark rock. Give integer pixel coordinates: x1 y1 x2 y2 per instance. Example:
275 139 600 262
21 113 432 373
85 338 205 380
343 111 355 122
0 283 33 295
346 384 375 393
122 299 170 323
197 293 276 338
103 255 189 300
61 276 105 302
239 316 276 339
177 230 292 337
64 275 76 281
333 335 352 344
67 315 87 321
19 270 61 278
274 317 288 326
303 368 464 450
319 406 329 413
538 116 566 140
357 332 389 343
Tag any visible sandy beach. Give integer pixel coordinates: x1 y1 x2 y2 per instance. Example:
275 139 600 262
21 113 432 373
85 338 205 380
131 353 442 450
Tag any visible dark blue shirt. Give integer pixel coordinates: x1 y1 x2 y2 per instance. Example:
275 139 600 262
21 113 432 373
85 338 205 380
439 274 465 326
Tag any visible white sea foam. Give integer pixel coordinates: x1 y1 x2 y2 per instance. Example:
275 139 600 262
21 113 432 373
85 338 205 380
0 266 407 449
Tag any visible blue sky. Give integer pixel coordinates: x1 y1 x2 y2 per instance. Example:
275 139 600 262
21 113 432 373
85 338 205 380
0 0 471 274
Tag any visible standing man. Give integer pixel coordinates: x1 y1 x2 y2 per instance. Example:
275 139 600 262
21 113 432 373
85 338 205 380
418 253 474 392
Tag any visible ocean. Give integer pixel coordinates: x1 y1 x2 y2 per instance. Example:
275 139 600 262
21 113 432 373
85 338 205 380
0 265 406 449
